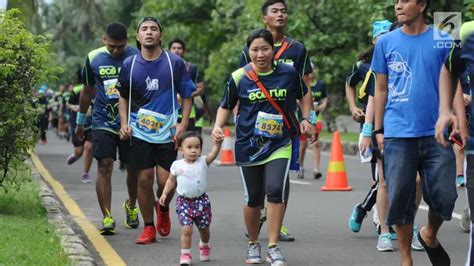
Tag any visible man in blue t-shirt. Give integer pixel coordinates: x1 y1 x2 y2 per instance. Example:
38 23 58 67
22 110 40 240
373 0 456 265
118 17 195 245
75 22 140 236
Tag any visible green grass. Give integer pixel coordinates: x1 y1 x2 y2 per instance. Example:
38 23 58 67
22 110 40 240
0 168 68 265
318 130 360 143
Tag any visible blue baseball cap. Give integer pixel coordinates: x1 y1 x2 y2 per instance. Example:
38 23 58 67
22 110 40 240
38 84 47 94
372 20 392 40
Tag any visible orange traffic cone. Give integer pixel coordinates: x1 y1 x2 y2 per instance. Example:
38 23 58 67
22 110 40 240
219 127 235 166
321 131 352 191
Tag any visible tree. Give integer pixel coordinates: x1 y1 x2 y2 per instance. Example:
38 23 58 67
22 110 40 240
0 9 59 187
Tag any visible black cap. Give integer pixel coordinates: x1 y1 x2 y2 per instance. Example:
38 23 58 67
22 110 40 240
136 17 163 50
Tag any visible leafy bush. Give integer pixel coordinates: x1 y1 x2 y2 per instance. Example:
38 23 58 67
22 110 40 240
0 9 59 187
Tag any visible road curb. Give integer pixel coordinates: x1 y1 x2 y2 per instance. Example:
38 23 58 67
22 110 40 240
28 160 95 266
201 127 359 155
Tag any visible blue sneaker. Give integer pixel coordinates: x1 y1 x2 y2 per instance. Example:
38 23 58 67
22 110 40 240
348 205 366 233
411 225 424 251
457 175 465 187
377 233 394 252
376 223 397 240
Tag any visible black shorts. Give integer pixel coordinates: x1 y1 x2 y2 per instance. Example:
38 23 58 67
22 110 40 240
239 158 291 207
92 129 131 162
72 128 92 147
131 137 177 171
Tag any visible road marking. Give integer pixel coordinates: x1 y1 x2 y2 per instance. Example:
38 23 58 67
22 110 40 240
31 153 126 266
419 204 462 220
290 180 312 185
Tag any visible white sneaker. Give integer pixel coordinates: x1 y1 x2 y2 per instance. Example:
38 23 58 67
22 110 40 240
411 225 424 251
297 169 304 179
461 205 470 233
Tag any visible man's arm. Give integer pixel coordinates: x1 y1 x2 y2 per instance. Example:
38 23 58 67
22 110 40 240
453 81 468 145
78 85 94 114
118 96 132 140
176 97 192 136
345 83 365 122
192 82 205 97
374 74 388 151
317 97 328 113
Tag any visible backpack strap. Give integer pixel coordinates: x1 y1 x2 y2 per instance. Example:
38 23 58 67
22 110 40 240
274 38 295 61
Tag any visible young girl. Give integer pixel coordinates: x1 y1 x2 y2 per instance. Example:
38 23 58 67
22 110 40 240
159 131 222 265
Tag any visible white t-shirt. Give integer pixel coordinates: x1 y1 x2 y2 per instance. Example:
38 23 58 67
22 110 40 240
170 156 208 198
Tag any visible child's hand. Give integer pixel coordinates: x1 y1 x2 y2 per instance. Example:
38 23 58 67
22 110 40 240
158 194 167 206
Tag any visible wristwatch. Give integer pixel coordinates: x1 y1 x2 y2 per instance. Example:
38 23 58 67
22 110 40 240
301 117 311 124
373 128 384 135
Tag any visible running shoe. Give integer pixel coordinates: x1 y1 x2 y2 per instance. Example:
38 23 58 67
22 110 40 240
179 252 192 266
411 225 424 251
156 201 171 236
123 200 139 229
66 154 80 165
376 224 397 240
279 225 295 242
100 215 116 235
457 175 465 187
376 233 394 252
460 205 470 233
266 245 287 266
199 245 211 261
297 169 304 179
135 225 156 244
313 170 322 179
81 173 91 183
348 205 366 232
245 243 263 264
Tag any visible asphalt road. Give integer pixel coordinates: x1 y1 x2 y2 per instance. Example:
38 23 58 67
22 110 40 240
35 132 470 266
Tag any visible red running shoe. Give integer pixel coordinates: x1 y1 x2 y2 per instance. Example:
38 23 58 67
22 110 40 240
156 201 171 236
135 225 156 244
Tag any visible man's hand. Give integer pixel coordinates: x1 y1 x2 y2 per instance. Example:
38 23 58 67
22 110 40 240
435 111 458 147
75 124 85 141
300 120 317 143
158 194 167 206
359 136 372 154
120 125 132 140
175 120 188 139
350 107 365 123
463 93 472 107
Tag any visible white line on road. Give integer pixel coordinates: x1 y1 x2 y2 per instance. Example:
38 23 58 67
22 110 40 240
419 204 462 220
290 180 312 185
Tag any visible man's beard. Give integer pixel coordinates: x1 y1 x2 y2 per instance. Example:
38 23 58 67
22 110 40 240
142 42 159 50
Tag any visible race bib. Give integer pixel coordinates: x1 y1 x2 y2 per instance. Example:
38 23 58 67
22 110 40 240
104 79 120 100
137 108 167 133
254 111 284 138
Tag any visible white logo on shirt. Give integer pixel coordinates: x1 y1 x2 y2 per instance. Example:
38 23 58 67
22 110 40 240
146 76 159 90
387 51 412 102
